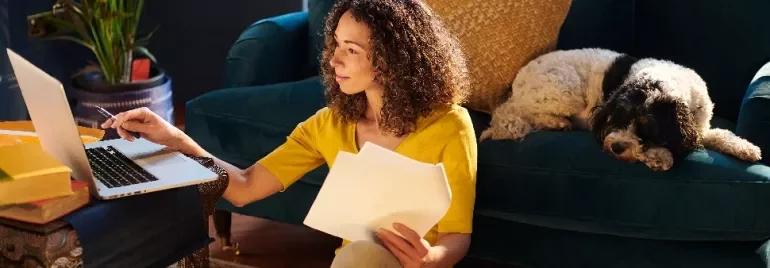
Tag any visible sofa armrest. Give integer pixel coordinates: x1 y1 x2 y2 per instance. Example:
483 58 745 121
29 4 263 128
224 11 310 88
184 76 326 168
736 61 770 165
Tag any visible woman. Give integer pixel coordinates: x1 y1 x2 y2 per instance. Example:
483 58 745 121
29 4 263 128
102 0 476 267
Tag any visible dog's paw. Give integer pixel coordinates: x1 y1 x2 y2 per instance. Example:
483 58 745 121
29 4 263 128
479 129 494 141
529 115 572 131
643 148 673 171
479 127 525 142
739 144 762 162
480 116 532 142
702 128 762 162
551 119 572 131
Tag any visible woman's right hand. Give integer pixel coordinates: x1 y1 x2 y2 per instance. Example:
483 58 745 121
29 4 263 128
100 107 190 151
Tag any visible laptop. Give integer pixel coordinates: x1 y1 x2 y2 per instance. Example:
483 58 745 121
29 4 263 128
6 48 218 200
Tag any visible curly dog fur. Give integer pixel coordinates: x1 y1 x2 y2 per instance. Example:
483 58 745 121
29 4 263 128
480 48 762 171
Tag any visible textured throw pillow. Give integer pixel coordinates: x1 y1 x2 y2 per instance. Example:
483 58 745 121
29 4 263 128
423 0 573 113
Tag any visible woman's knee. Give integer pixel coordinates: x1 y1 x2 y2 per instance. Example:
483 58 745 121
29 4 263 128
330 240 402 268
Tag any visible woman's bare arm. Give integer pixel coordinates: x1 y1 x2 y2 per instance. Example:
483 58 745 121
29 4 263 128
431 233 471 267
180 135 283 207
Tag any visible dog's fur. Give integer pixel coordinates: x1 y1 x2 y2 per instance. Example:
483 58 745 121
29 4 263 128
480 48 762 171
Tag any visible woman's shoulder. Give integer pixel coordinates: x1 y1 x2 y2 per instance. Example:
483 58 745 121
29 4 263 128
308 106 363 125
413 105 477 160
424 104 474 131
297 106 345 132
413 104 475 142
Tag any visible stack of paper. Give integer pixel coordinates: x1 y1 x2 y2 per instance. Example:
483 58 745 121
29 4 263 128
303 142 452 242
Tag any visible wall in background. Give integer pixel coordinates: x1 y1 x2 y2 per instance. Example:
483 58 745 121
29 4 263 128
0 0 20 121
0 1 302 121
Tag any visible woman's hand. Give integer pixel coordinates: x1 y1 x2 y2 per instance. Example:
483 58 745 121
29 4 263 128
376 222 440 268
100 107 190 151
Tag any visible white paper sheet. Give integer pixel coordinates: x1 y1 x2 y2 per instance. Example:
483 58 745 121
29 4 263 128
303 142 452 242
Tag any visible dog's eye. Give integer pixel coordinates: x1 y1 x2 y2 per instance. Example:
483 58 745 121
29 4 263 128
635 120 657 140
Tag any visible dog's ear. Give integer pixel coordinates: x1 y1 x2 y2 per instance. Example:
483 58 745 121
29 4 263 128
647 97 701 158
589 105 612 142
590 80 649 142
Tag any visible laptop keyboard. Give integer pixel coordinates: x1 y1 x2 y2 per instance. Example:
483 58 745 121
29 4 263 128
85 146 159 188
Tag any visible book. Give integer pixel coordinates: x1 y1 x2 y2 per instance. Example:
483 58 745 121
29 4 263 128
303 142 452 242
0 120 104 147
0 142 74 205
0 180 89 224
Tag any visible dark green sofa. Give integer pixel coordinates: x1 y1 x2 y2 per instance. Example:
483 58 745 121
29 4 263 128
185 0 770 267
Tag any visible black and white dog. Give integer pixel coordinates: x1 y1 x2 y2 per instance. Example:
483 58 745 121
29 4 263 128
480 48 761 171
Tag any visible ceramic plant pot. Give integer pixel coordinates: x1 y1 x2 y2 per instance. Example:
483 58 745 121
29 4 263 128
69 67 174 139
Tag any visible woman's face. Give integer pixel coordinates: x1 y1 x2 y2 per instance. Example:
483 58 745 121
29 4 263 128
329 10 377 95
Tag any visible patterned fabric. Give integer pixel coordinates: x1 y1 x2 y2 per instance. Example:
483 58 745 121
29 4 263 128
422 0 573 113
0 221 82 268
0 156 228 268
177 156 229 268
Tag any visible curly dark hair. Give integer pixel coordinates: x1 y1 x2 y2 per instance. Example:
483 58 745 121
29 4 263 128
321 0 469 136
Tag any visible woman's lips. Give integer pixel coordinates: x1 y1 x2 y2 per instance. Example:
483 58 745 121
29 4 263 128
335 75 349 82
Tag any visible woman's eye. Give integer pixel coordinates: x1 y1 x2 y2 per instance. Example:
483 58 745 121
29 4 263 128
348 48 357 54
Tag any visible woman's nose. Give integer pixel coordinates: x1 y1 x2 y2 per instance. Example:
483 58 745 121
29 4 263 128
329 51 342 68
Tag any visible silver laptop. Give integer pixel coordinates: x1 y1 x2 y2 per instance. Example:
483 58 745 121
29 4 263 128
6 48 218 200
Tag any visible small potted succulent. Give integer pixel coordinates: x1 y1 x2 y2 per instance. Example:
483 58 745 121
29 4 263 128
28 0 173 138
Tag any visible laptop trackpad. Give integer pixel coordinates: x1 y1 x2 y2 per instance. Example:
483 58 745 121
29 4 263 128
134 153 188 167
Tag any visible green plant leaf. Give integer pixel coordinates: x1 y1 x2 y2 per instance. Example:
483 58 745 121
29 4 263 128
31 0 151 85
135 25 159 46
133 46 157 63
46 35 95 51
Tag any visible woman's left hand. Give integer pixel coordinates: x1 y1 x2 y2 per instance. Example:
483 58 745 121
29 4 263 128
376 222 439 268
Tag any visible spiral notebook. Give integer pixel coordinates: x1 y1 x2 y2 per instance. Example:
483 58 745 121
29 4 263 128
303 142 452 242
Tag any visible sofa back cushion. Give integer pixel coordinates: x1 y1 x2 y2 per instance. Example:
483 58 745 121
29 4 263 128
306 0 337 76
558 0 770 122
633 0 770 122
556 0 635 53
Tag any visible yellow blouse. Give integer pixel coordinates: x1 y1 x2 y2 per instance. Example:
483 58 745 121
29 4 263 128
258 104 477 251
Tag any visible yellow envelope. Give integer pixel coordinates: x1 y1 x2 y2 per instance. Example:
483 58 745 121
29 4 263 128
0 121 104 147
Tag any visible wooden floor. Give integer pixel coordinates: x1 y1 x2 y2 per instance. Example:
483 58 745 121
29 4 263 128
206 213 515 268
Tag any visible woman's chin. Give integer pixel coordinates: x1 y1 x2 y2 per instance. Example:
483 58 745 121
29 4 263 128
339 87 363 95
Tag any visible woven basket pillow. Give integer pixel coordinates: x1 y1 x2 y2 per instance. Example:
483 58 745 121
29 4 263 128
423 0 573 113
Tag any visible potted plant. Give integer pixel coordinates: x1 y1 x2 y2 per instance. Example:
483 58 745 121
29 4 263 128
28 0 173 138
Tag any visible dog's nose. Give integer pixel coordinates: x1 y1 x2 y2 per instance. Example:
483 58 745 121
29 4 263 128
611 142 627 154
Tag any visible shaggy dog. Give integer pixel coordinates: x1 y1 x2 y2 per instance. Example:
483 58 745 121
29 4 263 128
480 48 762 171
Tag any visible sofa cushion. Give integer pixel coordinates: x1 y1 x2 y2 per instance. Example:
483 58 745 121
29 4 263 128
422 0 572 114
468 215 768 268
475 123 770 241
633 0 770 122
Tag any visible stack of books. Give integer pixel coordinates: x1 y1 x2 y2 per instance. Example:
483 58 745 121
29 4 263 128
0 142 90 224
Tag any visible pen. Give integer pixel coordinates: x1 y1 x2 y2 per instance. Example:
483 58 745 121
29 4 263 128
94 105 141 139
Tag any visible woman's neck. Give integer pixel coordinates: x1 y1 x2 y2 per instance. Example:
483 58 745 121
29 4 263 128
363 87 384 126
